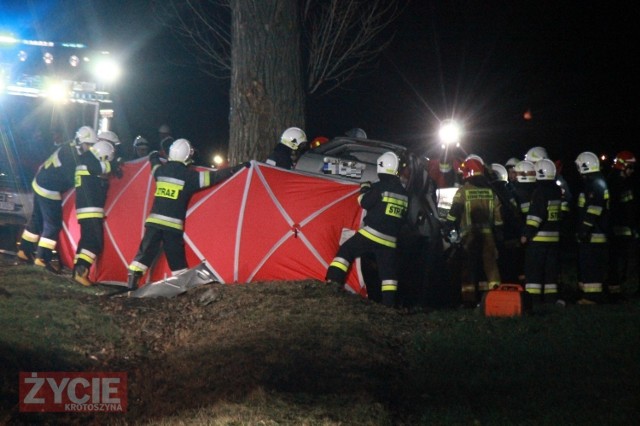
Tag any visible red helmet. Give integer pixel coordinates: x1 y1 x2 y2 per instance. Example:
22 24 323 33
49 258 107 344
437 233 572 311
613 151 636 170
310 136 329 149
459 158 484 179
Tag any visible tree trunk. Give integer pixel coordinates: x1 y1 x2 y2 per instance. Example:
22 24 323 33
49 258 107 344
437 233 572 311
228 0 305 165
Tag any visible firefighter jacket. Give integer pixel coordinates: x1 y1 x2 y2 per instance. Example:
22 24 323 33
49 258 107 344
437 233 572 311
146 159 237 232
576 172 609 243
446 176 503 236
357 174 409 248
32 142 81 200
523 180 563 243
607 171 636 239
266 143 294 169
74 151 112 220
490 180 522 241
512 181 536 217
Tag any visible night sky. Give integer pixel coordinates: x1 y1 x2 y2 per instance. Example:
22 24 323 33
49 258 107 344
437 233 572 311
2 1 638 168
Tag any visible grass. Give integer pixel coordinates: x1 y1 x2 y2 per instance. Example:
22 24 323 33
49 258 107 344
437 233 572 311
0 255 639 425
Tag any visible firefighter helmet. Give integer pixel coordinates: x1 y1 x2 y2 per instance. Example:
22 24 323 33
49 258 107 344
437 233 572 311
505 157 519 168
575 151 599 174
535 159 556 181
90 141 115 162
280 127 307 150
168 138 194 164
310 136 329 149
460 158 484 179
514 160 536 183
525 146 548 162
345 127 367 139
612 150 636 170
97 130 120 145
75 126 97 144
465 154 485 165
491 163 508 182
377 151 400 175
133 135 150 147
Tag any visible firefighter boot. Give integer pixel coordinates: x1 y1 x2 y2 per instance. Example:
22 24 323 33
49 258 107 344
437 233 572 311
382 290 396 308
16 249 33 264
72 264 94 287
34 258 61 274
127 272 142 291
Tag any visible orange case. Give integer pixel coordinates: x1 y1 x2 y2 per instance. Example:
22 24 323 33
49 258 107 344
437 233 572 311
480 284 532 317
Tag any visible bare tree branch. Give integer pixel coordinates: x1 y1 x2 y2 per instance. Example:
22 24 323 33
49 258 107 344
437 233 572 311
152 0 232 78
303 0 405 95
153 0 405 91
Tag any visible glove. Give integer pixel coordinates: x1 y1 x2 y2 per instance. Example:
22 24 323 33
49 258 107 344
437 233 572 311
231 162 251 173
360 181 372 194
149 150 160 161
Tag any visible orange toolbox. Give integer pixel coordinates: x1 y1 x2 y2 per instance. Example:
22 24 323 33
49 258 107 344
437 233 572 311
480 284 532 317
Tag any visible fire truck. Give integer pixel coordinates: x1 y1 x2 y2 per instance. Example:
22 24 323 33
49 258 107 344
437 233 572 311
0 34 120 248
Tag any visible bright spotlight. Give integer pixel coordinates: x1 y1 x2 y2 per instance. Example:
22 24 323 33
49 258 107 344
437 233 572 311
93 57 121 83
438 119 462 146
46 81 68 102
212 154 224 166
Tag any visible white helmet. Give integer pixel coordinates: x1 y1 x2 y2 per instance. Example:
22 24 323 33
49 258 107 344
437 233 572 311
575 151 599 174
514 160 536 183
465 154 485 165
168 138 194 164
525 146 548 162
505 157 519 168
280 127 307 150
377 151 400 175
535 159 556 181
90 140 115 162
97 130 120 145
75 126 97 144
491 163 508 182
133 135 149 148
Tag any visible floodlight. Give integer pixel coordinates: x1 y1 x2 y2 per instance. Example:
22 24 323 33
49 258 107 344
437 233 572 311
438 119 462 146
93 57 121 83
45 81 68 102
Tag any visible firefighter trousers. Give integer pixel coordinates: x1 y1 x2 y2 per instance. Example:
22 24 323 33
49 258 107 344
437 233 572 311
326 232 399 306
130 225 187 273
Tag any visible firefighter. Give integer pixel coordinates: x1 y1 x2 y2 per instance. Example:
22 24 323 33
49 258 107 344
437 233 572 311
72 140 116 286
158 124 174 157
445 158 503 306
126 138 249 290
17 126 97 272
489 163 523 283
345 127 367 139
133 135 151 158
511 160 537 283
309 136 329 150
575 151 610 304
606 150 636 300
521 159 564 304
266 127 307 169
505 157 519 183
524 146 548 163
325 151 409 307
